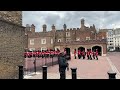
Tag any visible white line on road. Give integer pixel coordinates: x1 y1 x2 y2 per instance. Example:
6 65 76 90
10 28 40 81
106 57 120 79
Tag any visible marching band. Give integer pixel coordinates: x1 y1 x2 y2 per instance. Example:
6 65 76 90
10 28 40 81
24 48 99 60
24 49 60 58
74 49 99 60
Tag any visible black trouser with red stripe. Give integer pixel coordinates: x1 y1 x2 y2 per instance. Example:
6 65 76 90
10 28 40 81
74 54 76 59
90 55 92 60
96 55 98 60
78 54 81 59
93 55 95 59
87 55 89 60
83 55 85 59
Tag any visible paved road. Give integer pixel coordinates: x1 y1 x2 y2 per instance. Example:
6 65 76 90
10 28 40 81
24 55 112 79
107 52 120 77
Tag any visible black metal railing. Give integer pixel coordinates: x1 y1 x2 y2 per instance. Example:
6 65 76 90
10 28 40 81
24 56 58 75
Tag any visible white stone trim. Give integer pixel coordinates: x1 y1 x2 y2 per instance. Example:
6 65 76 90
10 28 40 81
41 47 47 51
30 39 34 45
51 38 53 44
29 48 35 51
55 46 60 51
58 39 61 42
102 54 106 56
41 38 46 44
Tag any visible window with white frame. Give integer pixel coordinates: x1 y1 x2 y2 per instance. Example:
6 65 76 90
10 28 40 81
66 32 70 37
41 39 46 44
30 39 34 45
86 37 90 40
58 39 61 42
51 39 53 44
76 38 80 41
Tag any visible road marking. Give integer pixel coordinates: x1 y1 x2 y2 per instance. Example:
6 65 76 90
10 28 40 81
106 57 120 79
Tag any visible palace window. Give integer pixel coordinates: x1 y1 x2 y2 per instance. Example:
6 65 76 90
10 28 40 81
86 37 90 40
51 39 53 44
58 39 61 42
30 39 34 45
66 32 70 37
41 39 46 44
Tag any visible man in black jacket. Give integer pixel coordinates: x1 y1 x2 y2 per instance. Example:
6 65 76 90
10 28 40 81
58 52 69 79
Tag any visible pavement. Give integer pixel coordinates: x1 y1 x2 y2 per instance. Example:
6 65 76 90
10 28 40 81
107 52 120 78
24 53 119 79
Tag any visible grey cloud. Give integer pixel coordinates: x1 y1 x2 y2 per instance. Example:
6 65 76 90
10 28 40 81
44 14 61 30
23 11 120 32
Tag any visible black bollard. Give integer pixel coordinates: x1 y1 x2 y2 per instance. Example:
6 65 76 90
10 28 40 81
42 66 47 79
18 65 24 79
107 70 116 79
71 68 77 79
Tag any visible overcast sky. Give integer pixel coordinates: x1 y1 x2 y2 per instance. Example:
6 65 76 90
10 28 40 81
22 11 120 32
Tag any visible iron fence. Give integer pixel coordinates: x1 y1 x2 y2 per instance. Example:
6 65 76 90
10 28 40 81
24 56 58 75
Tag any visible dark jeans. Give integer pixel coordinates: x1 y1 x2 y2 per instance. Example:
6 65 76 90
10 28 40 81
59 67 66 79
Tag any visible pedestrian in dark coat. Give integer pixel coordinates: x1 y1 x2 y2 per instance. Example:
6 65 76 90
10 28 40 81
58 52 69 79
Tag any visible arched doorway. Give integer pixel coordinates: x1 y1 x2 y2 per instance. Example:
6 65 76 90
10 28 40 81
65 48 70 55
65 47 71 60
78 47 85 52
92 46 102 56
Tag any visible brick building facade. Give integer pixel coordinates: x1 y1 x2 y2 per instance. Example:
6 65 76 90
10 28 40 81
0 11 25 79
26 19 107 56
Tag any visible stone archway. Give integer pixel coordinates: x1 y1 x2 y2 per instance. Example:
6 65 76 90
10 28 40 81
65 47 71 55
78 47 85 52
65 47 71 60
92 46 102 56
